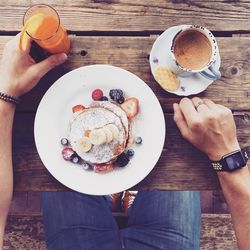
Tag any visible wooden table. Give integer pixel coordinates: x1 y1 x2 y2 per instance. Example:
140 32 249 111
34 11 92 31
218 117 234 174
1 1 249 192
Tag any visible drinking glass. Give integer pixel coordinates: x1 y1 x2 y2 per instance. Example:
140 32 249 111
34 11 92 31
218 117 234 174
23 4 70 54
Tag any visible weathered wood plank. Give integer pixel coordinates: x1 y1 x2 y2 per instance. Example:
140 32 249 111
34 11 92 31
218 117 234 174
0 36 249 112
4 214 237 249
0 1 249 32
4 216 46 250
12 113 250 191
200 214 237 250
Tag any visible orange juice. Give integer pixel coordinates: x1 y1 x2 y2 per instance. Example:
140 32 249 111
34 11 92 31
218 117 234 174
20 7 70 54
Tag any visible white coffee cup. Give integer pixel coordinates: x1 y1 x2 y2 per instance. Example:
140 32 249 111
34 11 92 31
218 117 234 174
169 25 221 80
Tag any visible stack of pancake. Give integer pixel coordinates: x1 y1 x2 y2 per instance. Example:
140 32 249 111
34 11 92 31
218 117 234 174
68 101 130 165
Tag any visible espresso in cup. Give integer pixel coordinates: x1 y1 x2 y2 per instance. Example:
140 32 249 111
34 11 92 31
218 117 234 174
173 30 212 71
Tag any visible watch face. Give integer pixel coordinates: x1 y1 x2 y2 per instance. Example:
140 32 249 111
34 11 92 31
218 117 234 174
225 151 246 171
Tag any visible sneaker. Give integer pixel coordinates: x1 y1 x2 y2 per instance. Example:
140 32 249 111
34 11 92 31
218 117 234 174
110 192 123 212
121 191 138 214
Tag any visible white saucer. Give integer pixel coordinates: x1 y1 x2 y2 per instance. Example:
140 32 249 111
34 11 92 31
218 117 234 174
149 25 221 96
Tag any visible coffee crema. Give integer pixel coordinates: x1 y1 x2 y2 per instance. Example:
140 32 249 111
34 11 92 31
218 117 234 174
173 30 212 71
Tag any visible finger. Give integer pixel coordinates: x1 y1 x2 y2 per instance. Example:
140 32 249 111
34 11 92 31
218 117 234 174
18 31 33 53
173 103 189 138
179 98 199 127
30 53 68 79
192 97 209 113
203 98 219 111
6 33 22 49
23 34 32 53
15 33 21 41
216 104 232 114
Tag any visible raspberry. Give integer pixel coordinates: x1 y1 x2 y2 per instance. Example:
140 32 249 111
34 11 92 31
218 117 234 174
62 147 75 161
92 89 104 101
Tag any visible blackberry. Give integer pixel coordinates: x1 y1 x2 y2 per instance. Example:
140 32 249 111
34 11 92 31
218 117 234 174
109 89 124 102
116 153 130 167
117 96 125 104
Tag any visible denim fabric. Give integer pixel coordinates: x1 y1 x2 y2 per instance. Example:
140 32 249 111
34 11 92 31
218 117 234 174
41 191 200 250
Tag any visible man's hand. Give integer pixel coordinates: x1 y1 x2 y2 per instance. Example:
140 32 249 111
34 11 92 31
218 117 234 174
174 97 250 250
173 97 240 161
0 34 67 97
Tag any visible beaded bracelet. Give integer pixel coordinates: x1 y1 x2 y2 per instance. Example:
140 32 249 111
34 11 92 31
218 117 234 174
0 91 20 104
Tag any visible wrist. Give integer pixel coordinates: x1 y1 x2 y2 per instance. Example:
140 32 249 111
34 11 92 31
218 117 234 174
0 98 16 112
0 78 20 97
208 143 241 161
218 165 250 197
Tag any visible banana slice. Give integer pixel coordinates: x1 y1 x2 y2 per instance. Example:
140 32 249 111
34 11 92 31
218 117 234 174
89 129 106 145
102 127 113 143
76 137 92 153
106 124 119 139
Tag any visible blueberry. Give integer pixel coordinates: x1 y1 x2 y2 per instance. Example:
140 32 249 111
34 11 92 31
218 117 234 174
126 149 135 157
72 155 80 164
109 89 124 102
117 96 125 104
61 138 68 146
135 136 142 144
82 162 91 170
116 153 130 167
100 96 109 101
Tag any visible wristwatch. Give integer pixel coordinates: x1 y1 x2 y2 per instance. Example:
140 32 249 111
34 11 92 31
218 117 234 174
211 148 249 172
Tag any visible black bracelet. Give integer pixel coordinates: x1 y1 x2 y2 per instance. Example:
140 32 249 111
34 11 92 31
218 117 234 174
0 91 20 104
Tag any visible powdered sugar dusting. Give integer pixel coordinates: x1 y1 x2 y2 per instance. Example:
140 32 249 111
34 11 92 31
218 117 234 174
90 101 129 136
69 107 126 164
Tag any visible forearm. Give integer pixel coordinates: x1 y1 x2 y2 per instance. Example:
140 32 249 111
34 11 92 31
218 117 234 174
218 165 250 250
0 100 15 248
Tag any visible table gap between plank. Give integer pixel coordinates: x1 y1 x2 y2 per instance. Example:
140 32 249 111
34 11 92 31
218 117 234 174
1 30 250 37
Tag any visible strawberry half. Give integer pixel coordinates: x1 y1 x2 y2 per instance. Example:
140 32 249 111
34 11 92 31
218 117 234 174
121 97 139 119
72 105 86 113
94 163 114 173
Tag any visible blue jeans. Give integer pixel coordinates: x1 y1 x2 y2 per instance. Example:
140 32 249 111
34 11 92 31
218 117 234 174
41 191 200 250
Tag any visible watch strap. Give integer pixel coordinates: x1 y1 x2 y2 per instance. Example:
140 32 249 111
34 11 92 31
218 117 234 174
211 148 249 172
0 91 20 104
211 161 224 171
242 147 249 162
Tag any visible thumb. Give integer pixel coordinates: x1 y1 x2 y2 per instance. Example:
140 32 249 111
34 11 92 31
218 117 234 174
31 53 67 78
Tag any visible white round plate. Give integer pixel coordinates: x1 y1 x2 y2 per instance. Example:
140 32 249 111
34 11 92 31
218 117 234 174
150 25 221 96
34 65 165 195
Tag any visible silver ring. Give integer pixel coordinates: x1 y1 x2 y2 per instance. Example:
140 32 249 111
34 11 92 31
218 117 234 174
195 101 205 110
